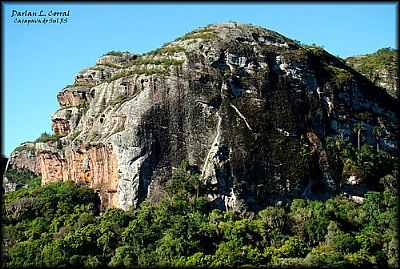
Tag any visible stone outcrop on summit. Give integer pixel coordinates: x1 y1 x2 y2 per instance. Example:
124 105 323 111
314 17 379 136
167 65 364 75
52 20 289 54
7 22 399 211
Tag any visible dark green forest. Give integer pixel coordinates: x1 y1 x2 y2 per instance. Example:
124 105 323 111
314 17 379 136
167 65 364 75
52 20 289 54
2 138 399 268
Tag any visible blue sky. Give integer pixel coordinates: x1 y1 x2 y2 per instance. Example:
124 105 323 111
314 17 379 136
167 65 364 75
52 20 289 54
3 3 397 156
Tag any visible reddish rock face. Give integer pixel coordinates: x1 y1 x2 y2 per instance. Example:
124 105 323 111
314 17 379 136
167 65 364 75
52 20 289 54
66 145 119 208
57 88 89 107
52 119 70 136
38 151 68 184
39 144 118 208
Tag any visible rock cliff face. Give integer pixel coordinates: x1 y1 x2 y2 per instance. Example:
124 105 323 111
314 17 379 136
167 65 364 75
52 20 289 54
346 48 398 99
7 23 399 211
7 143 41 176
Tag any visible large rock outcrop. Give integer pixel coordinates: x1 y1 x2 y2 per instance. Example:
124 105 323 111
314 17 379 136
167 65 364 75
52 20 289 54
7 143 41 176
7 22 399 211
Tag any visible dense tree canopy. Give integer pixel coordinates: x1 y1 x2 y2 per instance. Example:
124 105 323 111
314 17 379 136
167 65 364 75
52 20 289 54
2 143 398 268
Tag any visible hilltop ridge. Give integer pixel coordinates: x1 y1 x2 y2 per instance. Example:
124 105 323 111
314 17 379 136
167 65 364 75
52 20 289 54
6 22 399 211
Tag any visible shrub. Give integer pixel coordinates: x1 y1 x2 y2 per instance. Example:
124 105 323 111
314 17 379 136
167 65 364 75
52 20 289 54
73 81 95 87
175 28 218 41
128 57 184 66
108 246 137 267
303 244 345 267
104 51 125 57
35 132 63 143
77 100 89 111
107 68 168 82
149 45 185 55
275 237 309 258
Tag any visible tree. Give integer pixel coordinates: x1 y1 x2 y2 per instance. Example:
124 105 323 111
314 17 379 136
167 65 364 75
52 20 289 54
7 240 45 267
372 126 383 152
166 160 201 201
303 244 345 267
155 232 190 265
181 252 213 267
83 255 102 267
353 122 364 151
325 221 359 254
211 240 246 266
41 240 69 267
108 246 137 267
274 237 309 258
4 155 398 268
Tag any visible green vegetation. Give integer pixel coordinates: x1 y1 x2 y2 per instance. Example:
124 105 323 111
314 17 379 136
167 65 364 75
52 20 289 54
175 28 218 41
65 110 72 120
5 169 41 188
73 81 96 88
3 146 398 268
70 130 81 140
223 68 231 79
35 132 64 143
302 43 326 57
107 71 131 82
324 135 397 186
149 45 185 56
98 62 123 69
104 51 127 57
346 47 397 98
77 100 89 112
13 144 29 153
89 131 100 142
328 65 352 87
346 48 397 78
107 68 168 82
372 126 384 152
90 66 106 71
110 95 130 106
126 56 184 67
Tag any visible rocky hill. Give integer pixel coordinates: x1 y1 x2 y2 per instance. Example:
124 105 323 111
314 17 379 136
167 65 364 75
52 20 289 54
346 48 398 98
6 22 399 211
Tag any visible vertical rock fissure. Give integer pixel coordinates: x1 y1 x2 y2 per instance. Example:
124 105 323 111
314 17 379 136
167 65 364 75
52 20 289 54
200 82 225 181
200 111 222 180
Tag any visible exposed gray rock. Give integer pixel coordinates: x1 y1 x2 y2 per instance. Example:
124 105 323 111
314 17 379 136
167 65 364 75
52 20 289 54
7 143 40 175
7 22 399 212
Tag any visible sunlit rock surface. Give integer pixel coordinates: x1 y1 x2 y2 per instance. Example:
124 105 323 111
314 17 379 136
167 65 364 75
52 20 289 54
7 22 399 211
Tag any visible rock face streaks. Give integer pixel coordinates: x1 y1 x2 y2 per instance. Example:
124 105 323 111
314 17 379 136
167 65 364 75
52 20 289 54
36 144 119 208
229 104 253 131
200 111 222 182
7 22 399 211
